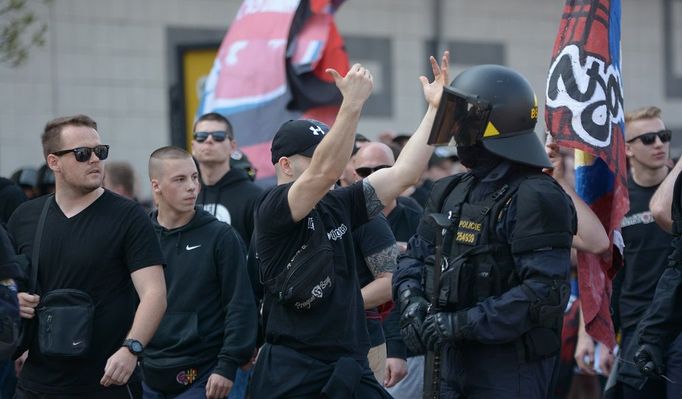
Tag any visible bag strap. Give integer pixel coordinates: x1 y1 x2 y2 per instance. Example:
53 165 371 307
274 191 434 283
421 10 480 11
29 195 53 294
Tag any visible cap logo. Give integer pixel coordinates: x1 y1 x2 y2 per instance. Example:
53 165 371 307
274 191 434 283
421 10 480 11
309 125 325 136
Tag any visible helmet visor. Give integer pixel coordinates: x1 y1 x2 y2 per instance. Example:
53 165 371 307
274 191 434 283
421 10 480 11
428 87 492 146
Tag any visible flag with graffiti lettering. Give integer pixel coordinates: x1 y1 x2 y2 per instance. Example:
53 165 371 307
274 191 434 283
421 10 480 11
545 0 628 350
198 0 349 180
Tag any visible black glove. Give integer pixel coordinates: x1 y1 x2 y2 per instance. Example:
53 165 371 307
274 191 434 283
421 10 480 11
399 291 429 354
635 343 665 378
421 311 465 352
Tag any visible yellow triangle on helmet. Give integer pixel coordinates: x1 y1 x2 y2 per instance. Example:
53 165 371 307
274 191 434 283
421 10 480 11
483 122 500 137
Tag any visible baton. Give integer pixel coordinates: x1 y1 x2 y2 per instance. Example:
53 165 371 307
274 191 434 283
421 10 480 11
423 213 452 399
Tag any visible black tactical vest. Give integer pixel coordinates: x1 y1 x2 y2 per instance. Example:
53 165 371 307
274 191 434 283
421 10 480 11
425 173 525 312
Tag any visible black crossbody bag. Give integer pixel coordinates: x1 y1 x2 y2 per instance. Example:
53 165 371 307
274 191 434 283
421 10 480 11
260 211 336 312
20 196 95 358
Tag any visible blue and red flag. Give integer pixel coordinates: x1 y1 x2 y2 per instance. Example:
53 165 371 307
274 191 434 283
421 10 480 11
545 0 628 349
198 0 349 180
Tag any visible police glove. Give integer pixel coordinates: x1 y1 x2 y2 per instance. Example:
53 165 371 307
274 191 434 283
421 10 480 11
421 311 465 352
399 291 429 355
634 343 665 378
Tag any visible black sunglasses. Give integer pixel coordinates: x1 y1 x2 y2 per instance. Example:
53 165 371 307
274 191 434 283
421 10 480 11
355 165 390 178
627 129 672 145
52 145 110 162
193 131 231 143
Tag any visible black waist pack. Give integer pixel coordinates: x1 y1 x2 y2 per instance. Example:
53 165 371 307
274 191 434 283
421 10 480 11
38 289 94 358
262 212 335 312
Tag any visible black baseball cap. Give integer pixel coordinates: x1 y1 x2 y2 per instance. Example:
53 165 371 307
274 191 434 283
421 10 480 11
271 119 330 164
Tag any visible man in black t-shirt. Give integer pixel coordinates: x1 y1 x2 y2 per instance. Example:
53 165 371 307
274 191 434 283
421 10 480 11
352 142 425 395
8 114 167 399
615 106 681 398
352 214 398 383
250 54 449 398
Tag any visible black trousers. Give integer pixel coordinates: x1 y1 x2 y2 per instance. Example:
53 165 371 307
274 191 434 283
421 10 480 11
14 382 142 399
439 342 555 399
250 344 392 399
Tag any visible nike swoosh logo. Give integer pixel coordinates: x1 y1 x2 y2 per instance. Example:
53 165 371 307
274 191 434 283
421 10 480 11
186 244 202 251
72 341 82 346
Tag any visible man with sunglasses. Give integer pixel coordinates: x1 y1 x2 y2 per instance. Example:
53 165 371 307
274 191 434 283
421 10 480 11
352 142 427 398
393 65 577 398
613 106 682 398
7 114 167 399
192 113 263 247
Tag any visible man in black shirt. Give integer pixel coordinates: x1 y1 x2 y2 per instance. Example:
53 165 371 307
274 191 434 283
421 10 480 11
352 142 425 395
615 106 681 398
352 214 398 383
9 114 167 398
0 225 21 359
250 54 449 398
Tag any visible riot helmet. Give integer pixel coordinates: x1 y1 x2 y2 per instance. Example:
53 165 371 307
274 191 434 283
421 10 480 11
36 164 55 196
429 64 551 168
10 167 37 188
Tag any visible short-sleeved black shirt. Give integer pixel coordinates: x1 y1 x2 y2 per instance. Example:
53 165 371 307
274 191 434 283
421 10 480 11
256 182 370 362
619 177 674 330
7 191 165 394
387 196 423 242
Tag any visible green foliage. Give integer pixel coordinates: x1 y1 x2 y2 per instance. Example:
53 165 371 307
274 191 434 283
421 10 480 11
0 0 51 67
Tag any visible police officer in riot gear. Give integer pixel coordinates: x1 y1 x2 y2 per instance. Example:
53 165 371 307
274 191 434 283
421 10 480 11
393 64 577 398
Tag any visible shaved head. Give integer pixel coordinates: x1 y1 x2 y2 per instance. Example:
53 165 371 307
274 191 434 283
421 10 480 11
149 146 193 180
354 142 395 168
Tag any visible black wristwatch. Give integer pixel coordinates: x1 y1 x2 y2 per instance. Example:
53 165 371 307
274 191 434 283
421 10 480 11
122 339 144 356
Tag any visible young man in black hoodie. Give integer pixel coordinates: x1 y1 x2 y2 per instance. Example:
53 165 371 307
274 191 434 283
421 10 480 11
192 113 263 246
144 146 257 399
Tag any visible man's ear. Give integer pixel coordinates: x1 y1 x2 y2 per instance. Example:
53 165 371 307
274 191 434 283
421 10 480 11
625 142 634 158
278 157 294 177
46 154 60 173
151 179 160 193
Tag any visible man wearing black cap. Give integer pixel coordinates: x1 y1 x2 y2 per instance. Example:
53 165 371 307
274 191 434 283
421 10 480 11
393 65 576 398
250 54 449 398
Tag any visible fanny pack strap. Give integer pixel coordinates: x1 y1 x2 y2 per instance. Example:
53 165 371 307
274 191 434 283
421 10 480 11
30 195 53 294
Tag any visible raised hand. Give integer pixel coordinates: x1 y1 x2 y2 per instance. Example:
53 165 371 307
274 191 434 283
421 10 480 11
327 63 374 107
421 51 450 109
545 141 566 180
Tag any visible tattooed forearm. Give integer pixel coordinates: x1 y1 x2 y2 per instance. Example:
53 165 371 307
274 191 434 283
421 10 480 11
363 179 385 218
365 243 399 278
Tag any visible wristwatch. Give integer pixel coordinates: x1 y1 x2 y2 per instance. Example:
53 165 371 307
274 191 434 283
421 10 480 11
122 339 144 356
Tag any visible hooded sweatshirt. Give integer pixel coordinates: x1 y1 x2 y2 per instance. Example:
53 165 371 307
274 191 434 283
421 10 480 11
197 168 264 246
144 208 257 382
